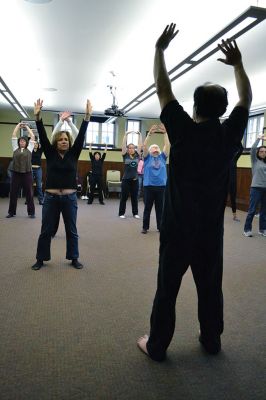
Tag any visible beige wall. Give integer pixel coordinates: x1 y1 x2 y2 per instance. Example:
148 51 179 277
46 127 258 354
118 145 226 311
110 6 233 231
0 107 161 162
1 106 265 166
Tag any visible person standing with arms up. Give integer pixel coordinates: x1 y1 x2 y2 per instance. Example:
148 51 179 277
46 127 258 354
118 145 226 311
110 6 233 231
31 139 44 205
6 123 36 218
50 111 79 237
141 124 170 234
118 131 142 219
31 99 92 271
137 24 252 361
51 111 79 141
243 134 266 237
87 143 107 205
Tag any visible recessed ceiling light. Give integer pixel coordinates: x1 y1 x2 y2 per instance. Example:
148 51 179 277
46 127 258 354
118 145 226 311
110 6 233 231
24 0 52 4
43 87 57 92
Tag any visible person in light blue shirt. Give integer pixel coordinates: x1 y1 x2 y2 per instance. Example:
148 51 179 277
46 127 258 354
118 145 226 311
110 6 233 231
141 124 170 233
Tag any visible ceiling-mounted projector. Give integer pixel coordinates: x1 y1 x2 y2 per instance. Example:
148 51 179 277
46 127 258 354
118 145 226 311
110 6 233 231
104 85 125 117
104 104 125 117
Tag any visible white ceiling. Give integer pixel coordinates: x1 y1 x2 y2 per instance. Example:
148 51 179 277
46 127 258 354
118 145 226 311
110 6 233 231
1 0 266 119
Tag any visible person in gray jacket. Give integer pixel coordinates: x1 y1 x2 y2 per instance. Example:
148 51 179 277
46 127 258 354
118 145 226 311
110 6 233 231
243 134 266 236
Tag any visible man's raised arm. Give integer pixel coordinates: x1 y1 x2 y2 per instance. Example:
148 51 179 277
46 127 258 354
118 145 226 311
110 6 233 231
217 39 252 110
154 23 178 111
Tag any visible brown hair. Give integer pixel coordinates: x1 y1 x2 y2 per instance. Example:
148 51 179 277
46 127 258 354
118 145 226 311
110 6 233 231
18 136 29 148
51 131 73 149
256 146 266 163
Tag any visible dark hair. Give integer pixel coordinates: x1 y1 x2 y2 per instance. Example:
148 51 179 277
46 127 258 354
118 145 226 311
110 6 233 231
93 151 101 158
256 146 266 163
18 136 29 148
127 143 135 148
193 84 228 118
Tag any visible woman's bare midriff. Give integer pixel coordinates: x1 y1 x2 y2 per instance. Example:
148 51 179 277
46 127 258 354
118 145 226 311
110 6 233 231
46 189 76 195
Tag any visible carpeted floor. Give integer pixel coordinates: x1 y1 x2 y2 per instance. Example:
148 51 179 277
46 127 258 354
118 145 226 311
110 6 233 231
0 197 265 400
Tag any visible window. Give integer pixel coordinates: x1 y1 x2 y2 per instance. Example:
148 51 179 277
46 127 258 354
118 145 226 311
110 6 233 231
126 120 141 146
244 114 264 148
20 120 38 139
85 122 114 148
101 123 114 145
86 122 100 144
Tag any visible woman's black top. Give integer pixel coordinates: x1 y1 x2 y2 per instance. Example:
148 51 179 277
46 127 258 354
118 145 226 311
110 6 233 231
31 147 43 166
36 119 89 189
89 152 106 175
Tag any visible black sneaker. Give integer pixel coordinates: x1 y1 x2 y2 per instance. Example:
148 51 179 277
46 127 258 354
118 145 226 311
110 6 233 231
29 214 36 219
199 333 221 355
31 260 43 271
71 259 83 269
141 229 148 234
6 214 14 218
99 201 105 205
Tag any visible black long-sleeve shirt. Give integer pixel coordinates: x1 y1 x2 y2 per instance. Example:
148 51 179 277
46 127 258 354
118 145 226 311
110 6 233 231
89 152 106 175
31 147 43 166
36 119 89 189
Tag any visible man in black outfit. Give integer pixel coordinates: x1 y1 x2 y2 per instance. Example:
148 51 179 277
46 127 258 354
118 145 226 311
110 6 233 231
137 24 252 361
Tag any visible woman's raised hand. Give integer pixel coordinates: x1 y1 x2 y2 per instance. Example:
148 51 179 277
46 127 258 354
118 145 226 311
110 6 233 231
34 99 43 120
85 99 92 120
60 111 72 121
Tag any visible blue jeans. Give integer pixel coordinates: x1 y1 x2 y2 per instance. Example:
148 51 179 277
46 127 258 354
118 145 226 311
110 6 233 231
244 187 266 232
36 192 79 261
32 167 44 203
138 174 143 198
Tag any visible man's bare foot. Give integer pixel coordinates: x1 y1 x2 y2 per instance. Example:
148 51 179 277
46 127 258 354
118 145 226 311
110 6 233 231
137 334 150 356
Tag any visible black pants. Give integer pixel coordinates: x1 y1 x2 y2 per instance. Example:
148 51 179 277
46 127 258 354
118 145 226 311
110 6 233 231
36 192 79 261
119 179 139 216
88 174 104 203
8 171 35 216
143 186 165 230
146 237 224 361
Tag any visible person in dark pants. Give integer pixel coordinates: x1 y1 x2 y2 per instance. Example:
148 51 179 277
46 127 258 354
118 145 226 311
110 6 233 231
50 111 79 237
243 135 266 237
137 24 252 361
87 143 107 205
142 124 169 233
118 131 142 219
6 123 36 218
31 99 92 271
228 144 243 221
137 150 144 199
31 140 44 205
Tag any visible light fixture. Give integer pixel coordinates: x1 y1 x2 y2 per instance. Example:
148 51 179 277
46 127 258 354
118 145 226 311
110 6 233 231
24 0 52 4
43 87 57 92
0 77 29 118
121 6 266 115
